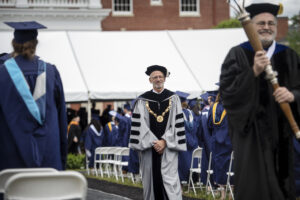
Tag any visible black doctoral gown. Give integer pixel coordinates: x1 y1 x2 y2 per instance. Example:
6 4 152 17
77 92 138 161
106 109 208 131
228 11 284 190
219 41 300 200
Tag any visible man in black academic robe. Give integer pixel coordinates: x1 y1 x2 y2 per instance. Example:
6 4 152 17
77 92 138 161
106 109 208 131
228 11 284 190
219 3 300 200
129 65 187 200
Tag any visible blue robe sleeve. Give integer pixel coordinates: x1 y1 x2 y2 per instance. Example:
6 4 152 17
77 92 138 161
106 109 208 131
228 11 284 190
54 66 68 169
207 107 213 135
115 115 128 146
183 110 198 151
196 114 204 147
84 129 92 150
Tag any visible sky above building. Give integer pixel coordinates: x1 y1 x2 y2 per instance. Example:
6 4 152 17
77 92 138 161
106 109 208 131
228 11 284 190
230 0 300 18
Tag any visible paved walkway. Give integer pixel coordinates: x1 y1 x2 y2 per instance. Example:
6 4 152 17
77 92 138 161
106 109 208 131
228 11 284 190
87 188 132 200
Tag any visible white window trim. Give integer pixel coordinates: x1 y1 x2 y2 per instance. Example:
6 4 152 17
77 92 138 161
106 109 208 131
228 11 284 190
150 0 163 6
112 0 134 16
179 0 200 17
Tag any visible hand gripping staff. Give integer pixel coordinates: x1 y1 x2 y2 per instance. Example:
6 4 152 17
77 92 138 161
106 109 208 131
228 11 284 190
227 0 300 139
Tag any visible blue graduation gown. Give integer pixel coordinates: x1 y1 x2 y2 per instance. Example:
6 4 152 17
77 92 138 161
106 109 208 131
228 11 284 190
128 148 139 174
115 114 139 173
84 126 103 167
0 53 10 64
0 55 67 170
208 102 232 185
102 122 119 146
198 105 212 184
115 114 131 147
294 137 300 197
178 109 198 182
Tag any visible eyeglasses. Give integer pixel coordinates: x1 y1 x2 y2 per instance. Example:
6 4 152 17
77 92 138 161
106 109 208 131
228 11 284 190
255 21 277 27
150 75 164 80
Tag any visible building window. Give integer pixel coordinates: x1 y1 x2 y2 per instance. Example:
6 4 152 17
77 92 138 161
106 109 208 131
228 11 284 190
151 0 162 6
180 0 200 16
112 0 133 16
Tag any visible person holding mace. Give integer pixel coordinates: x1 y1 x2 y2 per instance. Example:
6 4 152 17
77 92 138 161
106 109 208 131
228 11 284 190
219 3 300 200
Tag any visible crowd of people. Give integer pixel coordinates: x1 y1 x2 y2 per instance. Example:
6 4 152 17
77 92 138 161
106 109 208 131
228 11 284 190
0 2 300 200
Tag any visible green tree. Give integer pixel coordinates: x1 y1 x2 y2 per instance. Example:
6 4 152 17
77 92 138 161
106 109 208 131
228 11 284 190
287 14 300 55
214 18 242 29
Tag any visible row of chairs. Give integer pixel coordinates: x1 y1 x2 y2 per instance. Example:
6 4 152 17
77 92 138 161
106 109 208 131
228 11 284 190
187 147 235 199
0 168 87 200
92 147 135 183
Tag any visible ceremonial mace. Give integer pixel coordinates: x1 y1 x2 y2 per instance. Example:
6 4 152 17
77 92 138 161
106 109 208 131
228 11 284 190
228 0 300 139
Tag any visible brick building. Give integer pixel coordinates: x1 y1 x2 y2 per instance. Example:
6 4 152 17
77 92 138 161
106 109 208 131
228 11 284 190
101 0 230 31
101 0 288 41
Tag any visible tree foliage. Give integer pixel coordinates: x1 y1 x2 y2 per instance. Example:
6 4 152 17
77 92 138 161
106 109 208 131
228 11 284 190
214 18 242 29
287 14 300 55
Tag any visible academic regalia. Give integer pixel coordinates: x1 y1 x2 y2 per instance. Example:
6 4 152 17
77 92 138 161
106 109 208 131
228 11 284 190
115 113 131 147
129 89 187 200
128 148 140 174
67 121 81 154
220 41 300 200
294 137 300 197
0 53 10 64
197 104 212 185
102 121 119 147
115 103 140 174
114 112 131 171
178 108 198 182
84 124 103 168
0 55 67 170
207 101 232 185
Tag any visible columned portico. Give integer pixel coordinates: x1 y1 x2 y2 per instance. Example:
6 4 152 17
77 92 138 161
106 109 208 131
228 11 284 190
0 0 111 30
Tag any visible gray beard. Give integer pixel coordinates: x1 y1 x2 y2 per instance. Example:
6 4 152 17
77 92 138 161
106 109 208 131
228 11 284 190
261 39 273 49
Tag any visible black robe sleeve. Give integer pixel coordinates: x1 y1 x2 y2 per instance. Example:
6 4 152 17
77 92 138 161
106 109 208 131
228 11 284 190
219 46 259 134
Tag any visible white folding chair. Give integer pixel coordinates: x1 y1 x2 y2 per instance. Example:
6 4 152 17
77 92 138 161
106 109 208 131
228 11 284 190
206 152 215 199
116 148 130 182
112 147 125 181
225 151 234 200
0 168 57 195
187 147 203 195
4 171 87 200
105 147 120 178
94 147 109 177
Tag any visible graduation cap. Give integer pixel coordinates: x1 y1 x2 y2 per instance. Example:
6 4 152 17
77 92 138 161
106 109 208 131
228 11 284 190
123 103 131 111
175 91 190 102
188 98 198 109
245 3 283 19
200 93 209 105
4 21 47 44
207 90 218 103
145 65 170 77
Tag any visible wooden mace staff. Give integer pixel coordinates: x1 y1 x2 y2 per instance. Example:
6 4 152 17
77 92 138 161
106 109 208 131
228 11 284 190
228 0 300 139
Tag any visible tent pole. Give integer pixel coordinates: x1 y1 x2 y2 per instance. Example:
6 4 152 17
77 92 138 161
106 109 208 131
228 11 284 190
87 92 91 124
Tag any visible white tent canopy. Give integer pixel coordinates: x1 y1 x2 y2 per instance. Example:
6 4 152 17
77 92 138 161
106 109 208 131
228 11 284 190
0 29 247 102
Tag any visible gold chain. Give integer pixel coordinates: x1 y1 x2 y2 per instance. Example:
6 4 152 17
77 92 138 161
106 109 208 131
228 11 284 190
145 99 172 123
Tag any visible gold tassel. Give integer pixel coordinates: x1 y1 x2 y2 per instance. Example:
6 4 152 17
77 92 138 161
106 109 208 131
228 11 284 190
278 3 283 15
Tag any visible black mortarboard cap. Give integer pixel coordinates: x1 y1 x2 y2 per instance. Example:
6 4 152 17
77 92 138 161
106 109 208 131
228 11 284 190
245 3 283 19
145 65 170 77
4 21 47 44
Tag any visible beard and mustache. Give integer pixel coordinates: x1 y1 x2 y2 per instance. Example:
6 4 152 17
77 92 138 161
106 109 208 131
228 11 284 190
258 29 276 48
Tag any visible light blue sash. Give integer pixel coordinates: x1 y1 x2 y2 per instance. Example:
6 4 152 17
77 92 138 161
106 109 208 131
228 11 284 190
4 58 46 125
